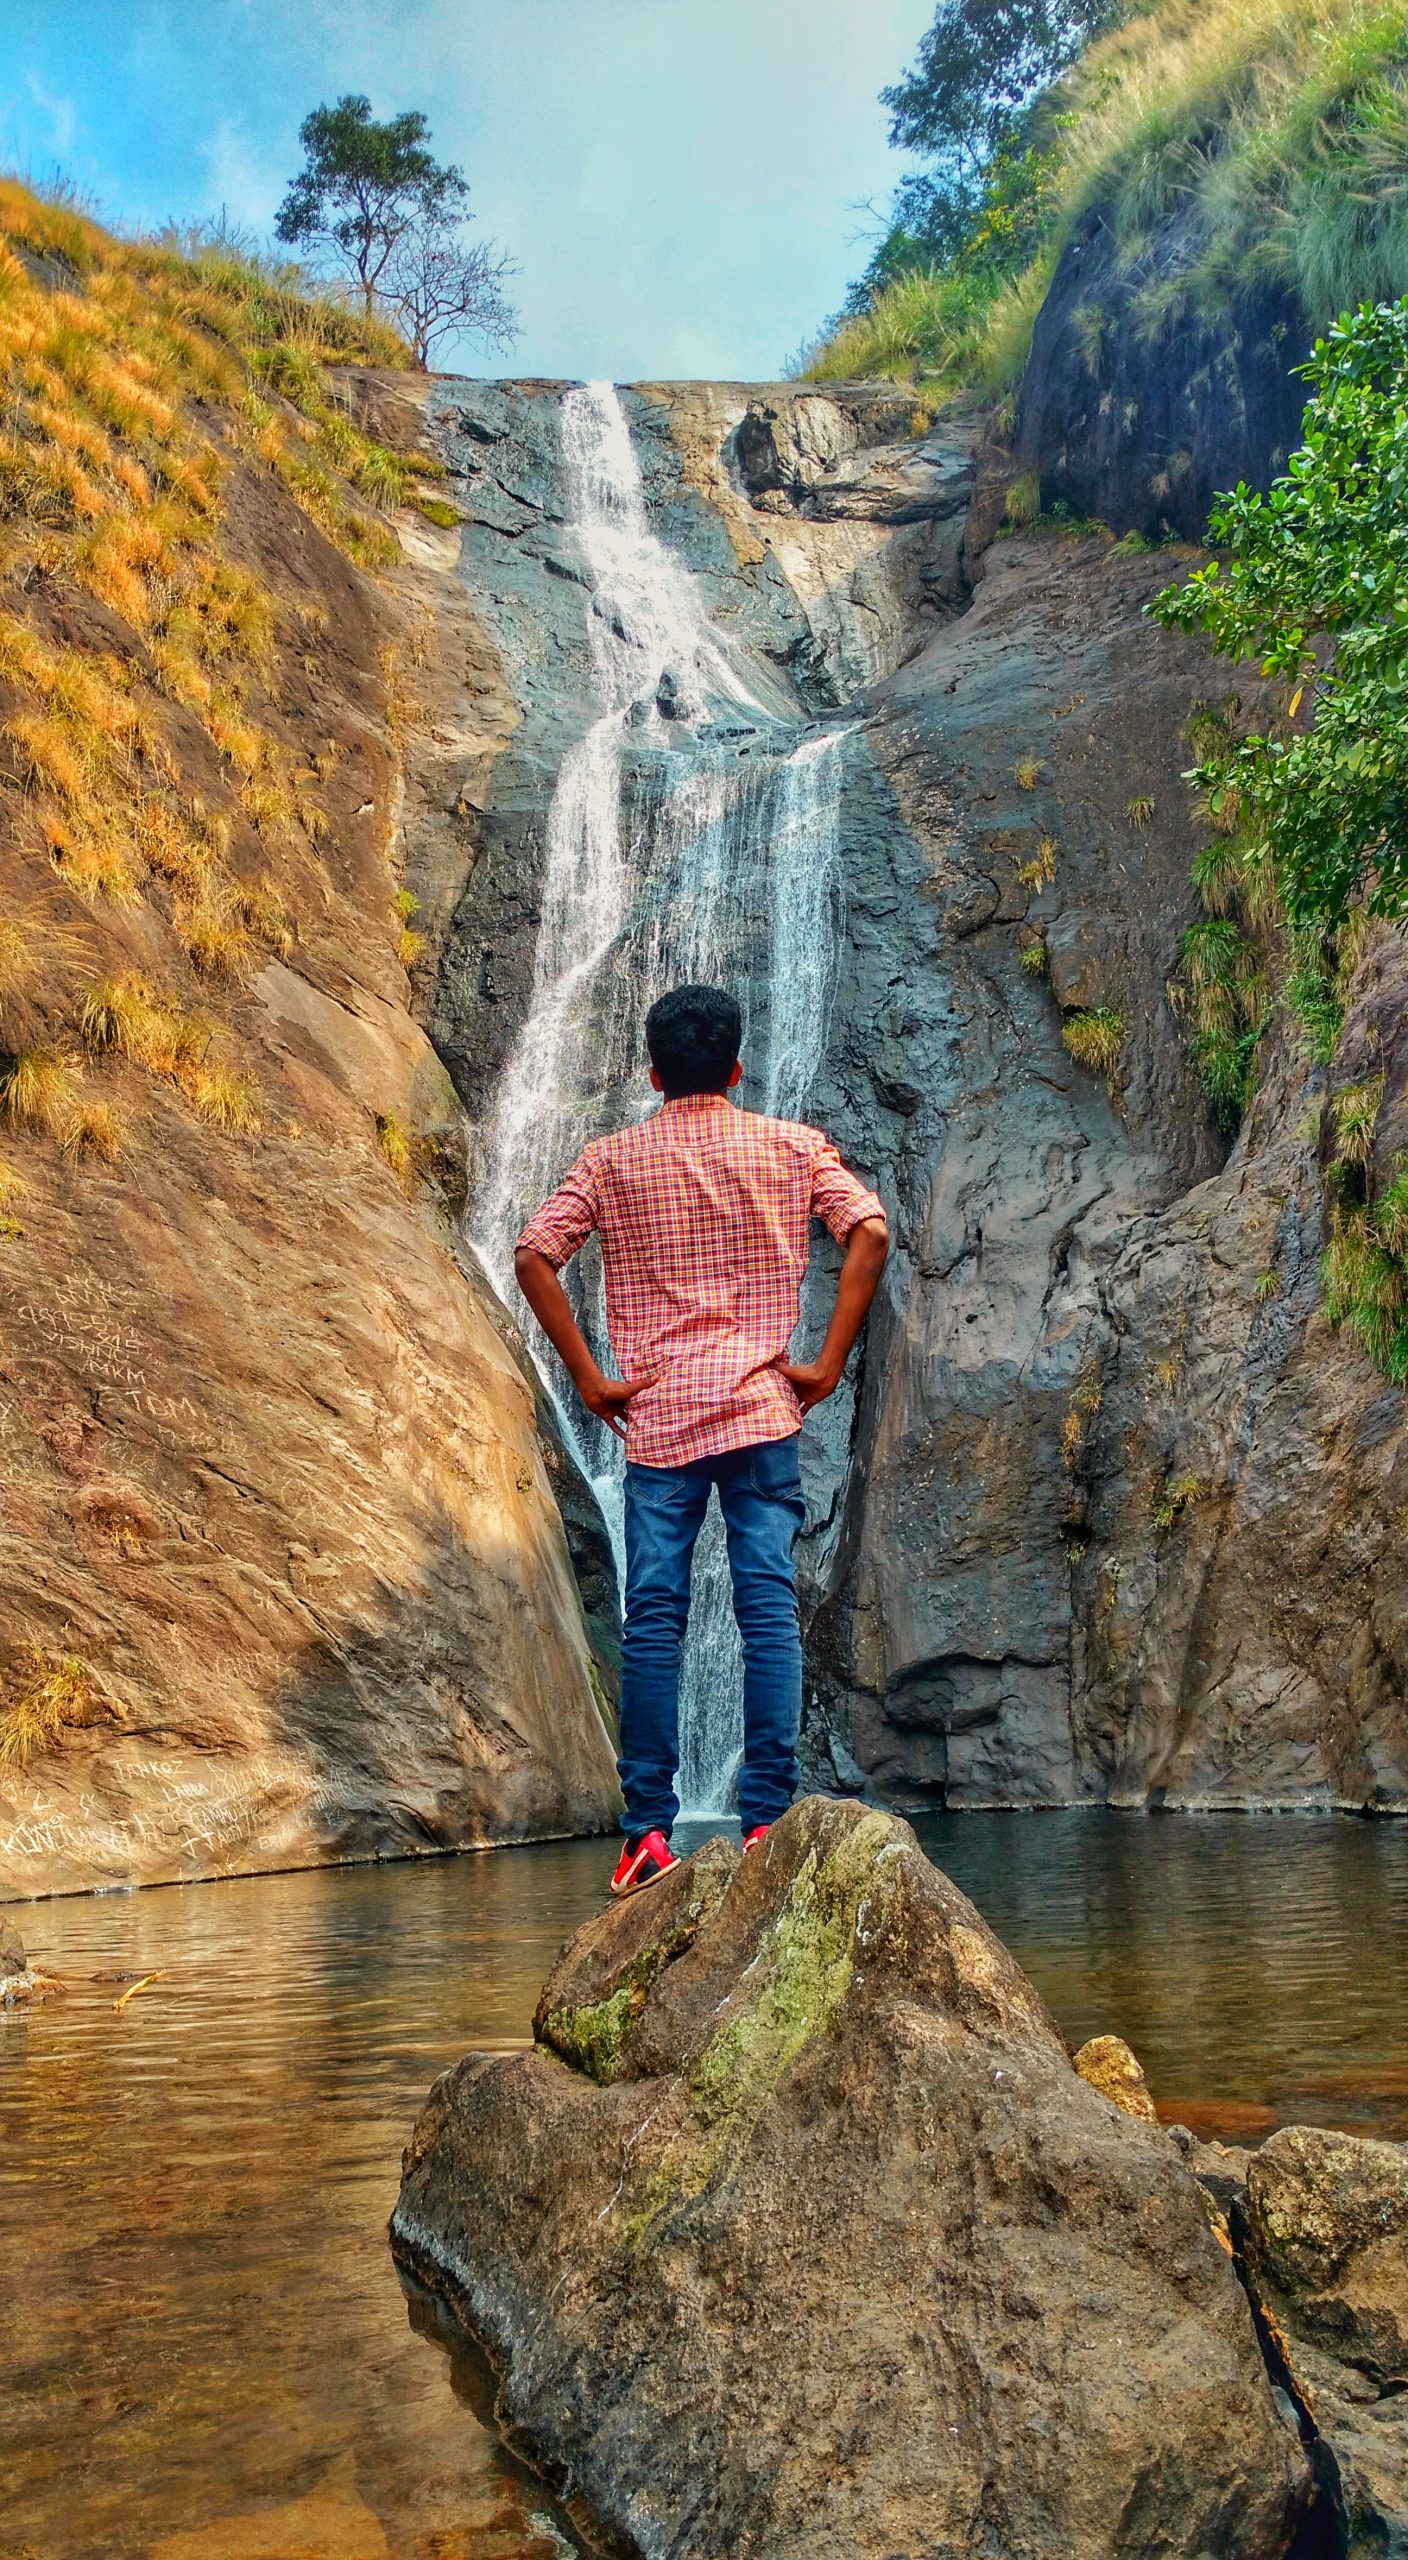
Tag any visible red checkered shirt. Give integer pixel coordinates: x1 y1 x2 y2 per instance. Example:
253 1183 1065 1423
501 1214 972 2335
517 1094 886 1468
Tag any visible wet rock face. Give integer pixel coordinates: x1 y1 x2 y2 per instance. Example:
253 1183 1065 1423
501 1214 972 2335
803 531 1232 1804
731 385 978 530
1244 2127 1408 2553
393 1797 1308 2560
412 379 982 1151
804 531 1408 1813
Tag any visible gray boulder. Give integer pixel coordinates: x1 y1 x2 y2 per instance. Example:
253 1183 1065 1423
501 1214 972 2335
394 1797 1308 2559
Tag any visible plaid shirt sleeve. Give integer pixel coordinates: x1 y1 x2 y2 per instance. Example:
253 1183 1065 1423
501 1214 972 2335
516 1149 601 1269
809 1138 886 1245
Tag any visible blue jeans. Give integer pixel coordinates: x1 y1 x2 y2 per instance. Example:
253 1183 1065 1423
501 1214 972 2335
619 1435 806 1839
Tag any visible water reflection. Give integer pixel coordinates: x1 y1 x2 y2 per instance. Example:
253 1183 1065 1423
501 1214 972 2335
913 1808 1408 2138
1 1810 1401 2556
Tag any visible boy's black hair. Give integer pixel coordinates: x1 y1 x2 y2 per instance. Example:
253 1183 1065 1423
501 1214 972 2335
645 983 742 1098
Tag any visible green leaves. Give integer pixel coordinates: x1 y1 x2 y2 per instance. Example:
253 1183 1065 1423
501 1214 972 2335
1152 298 1408 926
275 95 470 309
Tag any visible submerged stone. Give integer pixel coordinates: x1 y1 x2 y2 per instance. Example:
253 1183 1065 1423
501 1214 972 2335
393 1796 1308 2560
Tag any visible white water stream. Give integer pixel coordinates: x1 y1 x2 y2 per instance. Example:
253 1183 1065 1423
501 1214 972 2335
476 381 845 1813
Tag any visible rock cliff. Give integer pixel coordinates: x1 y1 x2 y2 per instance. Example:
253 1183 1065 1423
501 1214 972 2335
1006 209 1313 543
0 310 620 1898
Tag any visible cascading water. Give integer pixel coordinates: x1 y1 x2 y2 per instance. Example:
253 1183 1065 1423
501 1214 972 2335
476 381 845 1814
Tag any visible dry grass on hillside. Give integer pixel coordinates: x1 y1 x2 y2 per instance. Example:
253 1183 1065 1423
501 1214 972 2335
0 179 435 1189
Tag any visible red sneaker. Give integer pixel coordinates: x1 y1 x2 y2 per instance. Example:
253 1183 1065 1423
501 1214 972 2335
741 1825 769 1852
609 1830 679 1898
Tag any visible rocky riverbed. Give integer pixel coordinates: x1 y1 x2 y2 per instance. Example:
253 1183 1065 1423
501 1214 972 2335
393 1799 1408 2559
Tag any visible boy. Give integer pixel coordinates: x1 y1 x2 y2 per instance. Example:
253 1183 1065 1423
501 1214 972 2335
514 983 889 1896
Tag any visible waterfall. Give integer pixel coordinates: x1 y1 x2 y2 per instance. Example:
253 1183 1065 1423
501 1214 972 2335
476 381 845 1816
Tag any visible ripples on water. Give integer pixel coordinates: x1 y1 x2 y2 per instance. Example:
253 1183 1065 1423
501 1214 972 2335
2 1811 1403 2556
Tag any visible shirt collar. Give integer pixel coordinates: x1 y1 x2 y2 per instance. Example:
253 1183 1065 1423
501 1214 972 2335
661 1091 732 1113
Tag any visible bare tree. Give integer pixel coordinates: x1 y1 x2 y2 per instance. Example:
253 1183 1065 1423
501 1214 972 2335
382 215 520 367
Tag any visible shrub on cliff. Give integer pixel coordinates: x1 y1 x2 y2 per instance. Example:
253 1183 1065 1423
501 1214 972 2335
1152 298 1408 929
1156 298 1408 1382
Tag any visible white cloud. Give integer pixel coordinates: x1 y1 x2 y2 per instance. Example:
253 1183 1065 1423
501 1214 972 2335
195 115 287 234
25 69 77 160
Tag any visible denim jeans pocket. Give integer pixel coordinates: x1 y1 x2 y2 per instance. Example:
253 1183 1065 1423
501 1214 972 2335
625 1461 693 1512
747 1437 805 1504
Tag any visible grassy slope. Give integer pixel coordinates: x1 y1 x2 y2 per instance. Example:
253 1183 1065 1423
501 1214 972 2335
0 183 449 1763
806 0 1408 386
0 183 441 1160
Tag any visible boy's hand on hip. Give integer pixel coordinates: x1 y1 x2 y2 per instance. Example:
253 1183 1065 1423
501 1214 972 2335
578 1365 654 1440
778 1358 841 1414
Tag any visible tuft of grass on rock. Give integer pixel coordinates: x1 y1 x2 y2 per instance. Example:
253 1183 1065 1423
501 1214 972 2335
1330 1074 1384 1171
1151 1470 1205 1532
1061 1360 1103 1467
394 887 424 970
0 1044 82 1137
1015 756 1042 790
61 1096 124 1163
375 1109 414 1184
80 973 260 1133
1062 1006 1127 1082
1005 471 1041 527
1016 837 1059 890
0 1153 24 1237
0 1643 121 1771
189 1063 261 1133
0 916 36 1008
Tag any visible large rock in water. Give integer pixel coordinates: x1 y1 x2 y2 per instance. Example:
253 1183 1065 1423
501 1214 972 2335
1244 2127 1408 2554
393 1798 1307 2558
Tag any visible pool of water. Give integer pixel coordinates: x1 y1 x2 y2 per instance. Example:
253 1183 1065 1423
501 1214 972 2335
2 1809 1403 2558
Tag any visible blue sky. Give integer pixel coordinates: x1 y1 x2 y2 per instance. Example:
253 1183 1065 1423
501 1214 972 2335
0 1 936 380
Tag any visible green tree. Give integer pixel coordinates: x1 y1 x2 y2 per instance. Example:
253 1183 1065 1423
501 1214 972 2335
1152 299 1408 927
884 0 1113 174
275 95 470 315
845 0 1118 306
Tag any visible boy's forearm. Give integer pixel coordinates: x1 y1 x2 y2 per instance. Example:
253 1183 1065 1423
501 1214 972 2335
514 1247 598 1388
814 1216 890 1383
514 1247 654 1440
780 1215 889 1413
